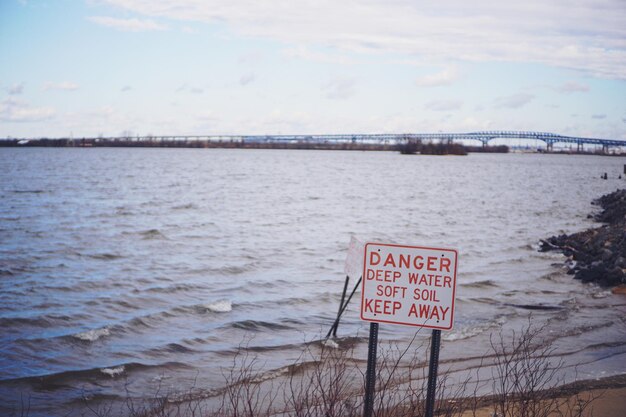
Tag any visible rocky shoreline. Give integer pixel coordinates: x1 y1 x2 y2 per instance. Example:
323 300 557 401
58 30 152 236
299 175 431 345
541 189 626 287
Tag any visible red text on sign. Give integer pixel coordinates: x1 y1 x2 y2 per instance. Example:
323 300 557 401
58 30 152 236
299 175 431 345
369 252 451 272
363 298 402 315
366 268 402 282
407 273 452 287
376 284 407 298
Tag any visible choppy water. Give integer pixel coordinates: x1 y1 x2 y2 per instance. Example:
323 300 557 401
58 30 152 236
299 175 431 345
1 148 626 415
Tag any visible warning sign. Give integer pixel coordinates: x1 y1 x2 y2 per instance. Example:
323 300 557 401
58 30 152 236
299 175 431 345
360 243 458 330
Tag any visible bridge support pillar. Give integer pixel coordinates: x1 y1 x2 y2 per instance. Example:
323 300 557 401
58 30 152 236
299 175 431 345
603 144 609 154
577 142 583 153
546 142 553 152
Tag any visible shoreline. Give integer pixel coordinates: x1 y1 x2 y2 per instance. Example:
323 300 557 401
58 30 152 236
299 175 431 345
459 373 626 417
0 138 509 154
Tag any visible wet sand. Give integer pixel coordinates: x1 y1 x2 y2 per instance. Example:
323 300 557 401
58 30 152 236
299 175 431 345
459 374 626 417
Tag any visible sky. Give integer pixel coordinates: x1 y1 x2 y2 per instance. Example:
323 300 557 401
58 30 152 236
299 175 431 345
1 0 625 139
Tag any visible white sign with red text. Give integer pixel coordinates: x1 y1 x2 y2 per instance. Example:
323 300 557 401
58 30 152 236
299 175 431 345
360 243 458 330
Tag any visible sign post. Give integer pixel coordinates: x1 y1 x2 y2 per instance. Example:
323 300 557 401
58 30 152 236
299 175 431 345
425 329 441 417
363 322 378 417
360 242 458 417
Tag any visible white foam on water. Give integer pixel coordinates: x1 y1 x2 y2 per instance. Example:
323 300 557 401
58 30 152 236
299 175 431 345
73 327 110 342
322 338 340 349
101 366 125 377
591 289 612 299
250 367 289 383
204 300 232 313
443 316 507 341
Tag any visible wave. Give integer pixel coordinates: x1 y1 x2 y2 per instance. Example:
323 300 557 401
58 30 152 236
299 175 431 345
140 229 167 240
229 320 293 331
202 300 232 313
100 366 125 377
163 343 197 353
12 189 45 194
72 327 111 342
461 279 499 289
145 343 200 356
0 314 79 329
0 361 191 386
213 265 251 275
559 321 615 339
126 316 157 329
235 296 326 310
172 203 196 210
85 252 124 260
503 303 564 311
146 283 209 293
23 301 232 343
443 316 508 341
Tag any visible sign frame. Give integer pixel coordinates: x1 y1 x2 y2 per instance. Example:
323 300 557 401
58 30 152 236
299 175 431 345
360 242 458 331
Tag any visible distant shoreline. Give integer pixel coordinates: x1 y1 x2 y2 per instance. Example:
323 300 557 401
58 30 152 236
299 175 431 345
0 137 510 153
3 139 623 156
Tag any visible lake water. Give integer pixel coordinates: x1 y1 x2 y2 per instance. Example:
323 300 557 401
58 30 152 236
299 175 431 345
1 148 626 415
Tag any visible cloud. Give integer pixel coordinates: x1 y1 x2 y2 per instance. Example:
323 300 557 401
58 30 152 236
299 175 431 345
592 114 607 119
555 81 590 94
424 99 463 111
283 45 354 65
416 67 459 87
239 73 255 86
0 98 55 122
177 84 203 94
44 81 79 91
97 0 626 79
322 77 356 100
121 85 132 92
88 16 168 32
494 93 534 109
7 83 24 95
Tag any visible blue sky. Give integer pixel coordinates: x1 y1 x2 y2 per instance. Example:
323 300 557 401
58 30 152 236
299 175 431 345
1 0 625 139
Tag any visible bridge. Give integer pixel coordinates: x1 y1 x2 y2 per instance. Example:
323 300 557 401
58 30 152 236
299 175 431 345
5 131 626 152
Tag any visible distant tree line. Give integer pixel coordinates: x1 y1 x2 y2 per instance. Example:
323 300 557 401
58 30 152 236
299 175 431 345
397 139 508 155
1 138 508 153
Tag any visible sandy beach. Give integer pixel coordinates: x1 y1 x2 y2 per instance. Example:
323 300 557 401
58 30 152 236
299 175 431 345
460 374 626 417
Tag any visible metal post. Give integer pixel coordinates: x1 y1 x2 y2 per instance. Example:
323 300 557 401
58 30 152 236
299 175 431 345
425 329 441 417
363 322 379 417
326 276 362 339
333 276 350 337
